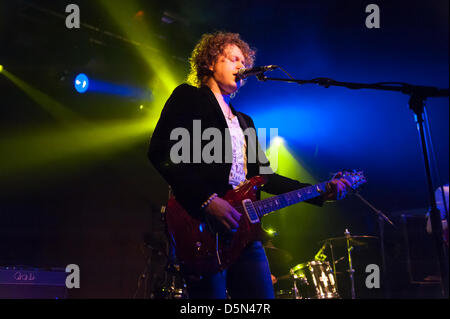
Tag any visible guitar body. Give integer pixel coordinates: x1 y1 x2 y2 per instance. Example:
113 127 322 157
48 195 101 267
165 170 366 275
166 176 267 275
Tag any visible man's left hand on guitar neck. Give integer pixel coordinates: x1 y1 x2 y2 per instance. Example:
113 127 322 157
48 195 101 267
323 172 353 201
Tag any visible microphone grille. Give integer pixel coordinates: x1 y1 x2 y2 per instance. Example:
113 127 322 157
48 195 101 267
238 68 247 75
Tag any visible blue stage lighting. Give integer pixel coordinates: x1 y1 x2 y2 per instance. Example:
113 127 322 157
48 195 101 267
74 73 89 93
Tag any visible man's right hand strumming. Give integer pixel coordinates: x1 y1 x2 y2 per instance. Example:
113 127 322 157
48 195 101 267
205 197 242 231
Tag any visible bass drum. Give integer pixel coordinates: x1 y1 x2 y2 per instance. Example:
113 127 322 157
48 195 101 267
290 260 340 299
274 276 309 299
275 289 297 299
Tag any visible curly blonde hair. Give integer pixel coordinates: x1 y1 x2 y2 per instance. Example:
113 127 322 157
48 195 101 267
187 32 256 87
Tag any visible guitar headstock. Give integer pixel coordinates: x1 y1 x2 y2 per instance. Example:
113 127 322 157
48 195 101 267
340 170 366 190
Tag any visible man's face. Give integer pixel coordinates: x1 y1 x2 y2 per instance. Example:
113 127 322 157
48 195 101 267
209 44 246 95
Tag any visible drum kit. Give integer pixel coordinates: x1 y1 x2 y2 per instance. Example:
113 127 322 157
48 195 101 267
266 229 378 299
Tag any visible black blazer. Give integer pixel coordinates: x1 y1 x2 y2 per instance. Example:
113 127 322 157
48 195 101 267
148 84 323 218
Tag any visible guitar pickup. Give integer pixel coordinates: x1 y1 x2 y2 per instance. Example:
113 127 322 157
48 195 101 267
242 199 260 224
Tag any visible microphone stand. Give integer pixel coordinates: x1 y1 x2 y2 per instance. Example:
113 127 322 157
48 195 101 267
257 73 449 297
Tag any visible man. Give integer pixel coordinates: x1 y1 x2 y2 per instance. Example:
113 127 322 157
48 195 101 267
148 32 351 298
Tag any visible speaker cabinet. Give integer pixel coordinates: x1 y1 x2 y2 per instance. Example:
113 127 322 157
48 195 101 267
0 267 68 299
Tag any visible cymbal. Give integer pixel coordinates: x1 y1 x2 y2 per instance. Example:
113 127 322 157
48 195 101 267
319 235 378 247
263 242 292 276
264 243 292 263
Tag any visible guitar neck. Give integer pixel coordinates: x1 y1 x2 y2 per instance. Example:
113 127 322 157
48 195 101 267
253 182 329 217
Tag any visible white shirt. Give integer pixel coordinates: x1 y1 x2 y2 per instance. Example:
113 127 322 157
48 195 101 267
225 115 247 189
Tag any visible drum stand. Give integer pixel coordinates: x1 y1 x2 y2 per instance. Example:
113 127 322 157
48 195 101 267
292 278 300 299
344 229 356 299
316 240 339 293
329 241 338 292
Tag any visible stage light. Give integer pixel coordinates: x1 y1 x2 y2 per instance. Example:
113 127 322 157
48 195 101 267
139 105 144 110
74 73 89 93
272 136 284 147
266 228 277 236
0 65 3 73
100 1 178 101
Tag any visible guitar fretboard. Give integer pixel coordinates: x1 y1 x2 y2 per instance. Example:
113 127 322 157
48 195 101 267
253 182 329 217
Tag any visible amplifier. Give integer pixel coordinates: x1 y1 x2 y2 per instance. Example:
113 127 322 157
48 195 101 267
400 214 440 284
0 267 68 299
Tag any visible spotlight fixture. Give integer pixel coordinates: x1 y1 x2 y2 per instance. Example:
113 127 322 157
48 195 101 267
74 73 89 93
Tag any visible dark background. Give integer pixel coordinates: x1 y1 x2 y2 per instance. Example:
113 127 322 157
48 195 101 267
0 0 448 298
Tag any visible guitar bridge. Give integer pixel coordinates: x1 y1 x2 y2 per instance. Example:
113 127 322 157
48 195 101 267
242 199 260 224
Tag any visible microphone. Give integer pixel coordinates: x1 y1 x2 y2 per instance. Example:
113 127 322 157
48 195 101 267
236 65 279 80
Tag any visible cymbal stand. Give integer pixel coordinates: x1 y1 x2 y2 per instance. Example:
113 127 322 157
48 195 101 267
345 229 356 299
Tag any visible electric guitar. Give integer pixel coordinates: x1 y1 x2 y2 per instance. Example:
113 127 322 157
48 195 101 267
166 171 366 275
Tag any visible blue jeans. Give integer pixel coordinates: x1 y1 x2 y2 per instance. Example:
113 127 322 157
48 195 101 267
183 241 275 299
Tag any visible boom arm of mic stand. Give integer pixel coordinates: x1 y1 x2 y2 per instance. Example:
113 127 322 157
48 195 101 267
353 192 393 297
353 192 395 227
256 75 450 97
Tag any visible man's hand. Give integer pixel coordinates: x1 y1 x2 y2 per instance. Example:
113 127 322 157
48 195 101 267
205 196 242 230
324 172 353 201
